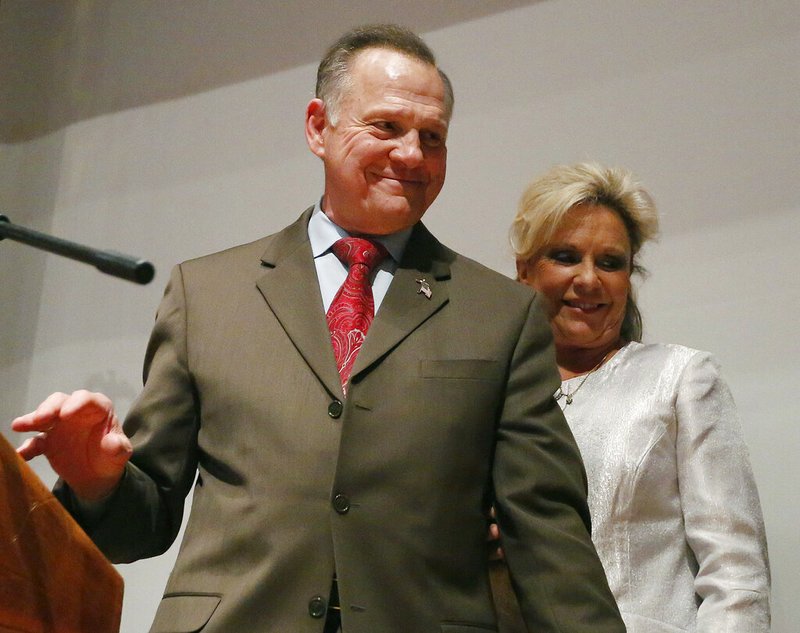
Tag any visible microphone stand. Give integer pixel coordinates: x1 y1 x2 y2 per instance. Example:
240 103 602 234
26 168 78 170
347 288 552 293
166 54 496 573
0 214 155 285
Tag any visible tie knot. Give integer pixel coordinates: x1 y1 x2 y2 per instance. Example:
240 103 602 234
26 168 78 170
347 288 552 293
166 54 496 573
332 237 388 272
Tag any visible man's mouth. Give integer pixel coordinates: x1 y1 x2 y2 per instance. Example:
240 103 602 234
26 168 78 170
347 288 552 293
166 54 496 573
373 170 425 185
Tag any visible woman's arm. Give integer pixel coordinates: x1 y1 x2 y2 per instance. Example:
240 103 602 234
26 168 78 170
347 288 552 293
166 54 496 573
676 351 771 631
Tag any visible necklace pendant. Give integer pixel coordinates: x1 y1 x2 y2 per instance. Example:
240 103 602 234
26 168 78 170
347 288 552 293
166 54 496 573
565 394 573 406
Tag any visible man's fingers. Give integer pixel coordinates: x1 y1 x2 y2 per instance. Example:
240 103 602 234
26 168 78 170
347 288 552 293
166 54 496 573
16 435 46 461
59 390 115 425
12 390 115 434
11 410 58 433
99 432 133 467
11 392 70 433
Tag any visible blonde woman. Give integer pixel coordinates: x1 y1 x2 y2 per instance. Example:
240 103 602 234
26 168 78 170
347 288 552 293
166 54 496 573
492 163 771 632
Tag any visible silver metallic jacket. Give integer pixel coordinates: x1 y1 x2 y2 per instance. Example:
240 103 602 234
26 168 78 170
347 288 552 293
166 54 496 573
560 342 771 632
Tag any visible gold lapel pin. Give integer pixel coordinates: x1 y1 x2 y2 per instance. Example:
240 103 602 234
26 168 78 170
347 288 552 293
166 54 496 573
415 278 432 299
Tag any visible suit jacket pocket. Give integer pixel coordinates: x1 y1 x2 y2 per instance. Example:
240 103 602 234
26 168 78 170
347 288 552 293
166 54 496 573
441 623 498 633
150 593 222 633
420 359 502 381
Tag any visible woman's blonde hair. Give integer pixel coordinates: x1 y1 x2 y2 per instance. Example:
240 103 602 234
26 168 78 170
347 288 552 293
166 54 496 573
510 162 660 341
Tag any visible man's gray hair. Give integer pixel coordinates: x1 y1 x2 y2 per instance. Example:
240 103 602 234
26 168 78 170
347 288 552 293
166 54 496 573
316 24 454 125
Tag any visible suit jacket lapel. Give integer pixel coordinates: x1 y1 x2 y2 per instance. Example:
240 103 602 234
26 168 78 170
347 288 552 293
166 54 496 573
256 208 343 397
350 222 451 379
256 214 452 395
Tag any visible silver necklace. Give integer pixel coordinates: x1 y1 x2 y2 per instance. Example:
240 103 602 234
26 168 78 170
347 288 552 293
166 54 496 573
554 349 615 406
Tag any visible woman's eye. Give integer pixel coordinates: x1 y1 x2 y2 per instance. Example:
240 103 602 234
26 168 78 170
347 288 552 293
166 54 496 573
548 250 579 265
598 256 628 271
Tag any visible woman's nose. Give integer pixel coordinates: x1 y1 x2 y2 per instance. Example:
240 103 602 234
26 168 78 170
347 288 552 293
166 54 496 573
573 262 600 289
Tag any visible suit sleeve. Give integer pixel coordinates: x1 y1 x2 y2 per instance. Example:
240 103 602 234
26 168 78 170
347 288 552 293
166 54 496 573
675 352 771 631
492 294 625 632
66 264 201 563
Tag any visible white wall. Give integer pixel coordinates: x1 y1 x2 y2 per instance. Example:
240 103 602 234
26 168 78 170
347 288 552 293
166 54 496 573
1 1 797 631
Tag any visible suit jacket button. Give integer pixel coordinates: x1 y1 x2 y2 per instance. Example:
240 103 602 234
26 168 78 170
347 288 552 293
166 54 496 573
308 595 327 618
333 493 350 514
328 400 343 419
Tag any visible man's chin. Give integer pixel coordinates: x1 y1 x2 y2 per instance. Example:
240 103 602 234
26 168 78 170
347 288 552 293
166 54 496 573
361 198 426 234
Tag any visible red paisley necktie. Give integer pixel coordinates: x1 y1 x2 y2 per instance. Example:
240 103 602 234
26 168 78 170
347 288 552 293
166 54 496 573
327 237 388 394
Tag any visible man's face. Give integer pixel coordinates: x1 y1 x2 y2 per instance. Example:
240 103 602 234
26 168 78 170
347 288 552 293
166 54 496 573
306 48 449 235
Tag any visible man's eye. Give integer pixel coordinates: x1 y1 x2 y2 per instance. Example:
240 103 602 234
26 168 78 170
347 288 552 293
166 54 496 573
420 130 444 147
373 121 396 133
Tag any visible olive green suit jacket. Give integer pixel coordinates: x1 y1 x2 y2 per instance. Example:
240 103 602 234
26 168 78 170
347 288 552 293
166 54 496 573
63 209 623 633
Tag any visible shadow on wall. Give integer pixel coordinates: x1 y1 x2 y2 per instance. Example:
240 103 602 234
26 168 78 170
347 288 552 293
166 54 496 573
0 0 543 143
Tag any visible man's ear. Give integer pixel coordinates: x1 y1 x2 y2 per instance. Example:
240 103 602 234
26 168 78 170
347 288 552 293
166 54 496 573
305 98 327 159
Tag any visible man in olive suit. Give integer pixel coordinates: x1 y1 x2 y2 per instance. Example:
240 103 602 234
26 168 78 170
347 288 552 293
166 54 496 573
13 25 623 633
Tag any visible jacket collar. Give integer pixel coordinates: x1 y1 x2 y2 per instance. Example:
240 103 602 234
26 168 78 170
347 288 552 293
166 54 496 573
257 208 452 398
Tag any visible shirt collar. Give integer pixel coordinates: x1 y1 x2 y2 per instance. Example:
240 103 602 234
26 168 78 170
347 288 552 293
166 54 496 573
307 199 412 264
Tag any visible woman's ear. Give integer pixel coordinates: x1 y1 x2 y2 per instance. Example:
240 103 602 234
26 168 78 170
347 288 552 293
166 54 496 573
515 259 530 283
305 98 327 159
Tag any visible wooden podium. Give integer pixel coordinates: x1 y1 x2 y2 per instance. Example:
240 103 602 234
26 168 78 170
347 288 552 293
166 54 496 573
0 432 123 633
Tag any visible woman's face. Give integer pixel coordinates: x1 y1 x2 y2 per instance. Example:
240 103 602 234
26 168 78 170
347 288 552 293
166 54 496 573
517 203 632 355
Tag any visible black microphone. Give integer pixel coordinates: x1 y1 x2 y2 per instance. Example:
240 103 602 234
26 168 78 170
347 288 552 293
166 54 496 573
0 214 155 285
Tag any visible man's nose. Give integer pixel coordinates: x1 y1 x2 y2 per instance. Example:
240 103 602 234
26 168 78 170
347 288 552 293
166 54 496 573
390 131 423 166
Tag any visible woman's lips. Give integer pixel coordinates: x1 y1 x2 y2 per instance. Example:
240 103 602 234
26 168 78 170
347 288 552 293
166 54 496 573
564 300 605 312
